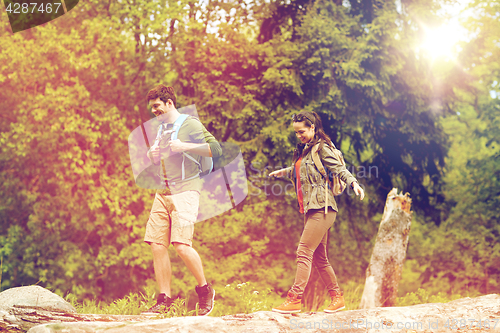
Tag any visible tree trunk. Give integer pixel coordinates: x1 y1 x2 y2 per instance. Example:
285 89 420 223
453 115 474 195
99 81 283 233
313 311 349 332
359 188 412 309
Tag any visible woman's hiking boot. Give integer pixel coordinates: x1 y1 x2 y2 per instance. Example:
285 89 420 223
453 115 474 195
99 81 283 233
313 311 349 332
324 290 345 313
272 291 302 313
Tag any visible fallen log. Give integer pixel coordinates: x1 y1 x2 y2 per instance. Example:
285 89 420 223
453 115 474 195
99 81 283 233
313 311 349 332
0 306 151 333
19 294 500 333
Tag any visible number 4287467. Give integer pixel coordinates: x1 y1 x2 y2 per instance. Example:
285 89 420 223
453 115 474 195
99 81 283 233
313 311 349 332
6 2 62 14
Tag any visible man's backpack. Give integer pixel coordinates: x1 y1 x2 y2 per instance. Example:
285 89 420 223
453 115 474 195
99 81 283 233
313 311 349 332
157 114 214 182
172 114 214 177
311 143 347 214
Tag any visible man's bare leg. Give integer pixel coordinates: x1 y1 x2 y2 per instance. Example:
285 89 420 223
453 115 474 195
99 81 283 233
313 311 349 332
151 242 172 297
173 243 207 286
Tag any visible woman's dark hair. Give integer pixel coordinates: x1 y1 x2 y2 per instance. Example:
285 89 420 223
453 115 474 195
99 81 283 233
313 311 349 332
146 84 177 107
292 111 333 162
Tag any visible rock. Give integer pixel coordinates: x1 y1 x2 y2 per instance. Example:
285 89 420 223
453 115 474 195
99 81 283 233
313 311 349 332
26 294 500 333
1 306 150 333
0 285 76 314
0 285 76 332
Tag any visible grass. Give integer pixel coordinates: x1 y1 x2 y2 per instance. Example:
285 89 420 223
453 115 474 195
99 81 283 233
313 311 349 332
65 282 277 317
396 288 465 306
64 282 473 317
306 280 365 312
342 280 365 310
66 285 159 316
210 282 279 316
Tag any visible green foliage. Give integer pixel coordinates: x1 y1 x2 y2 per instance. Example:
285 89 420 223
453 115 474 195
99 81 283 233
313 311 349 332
64 283 473 316
67 292 146 316
396 288 464 307
65 284 197 316
65 282 277 316
211 282 276 316
0 0 498 307
342 281 365 311
0 12 154 298
412 11 500 292
314 280 364 311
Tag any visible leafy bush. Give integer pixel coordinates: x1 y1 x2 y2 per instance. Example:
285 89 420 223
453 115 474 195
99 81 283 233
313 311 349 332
396 288 464 306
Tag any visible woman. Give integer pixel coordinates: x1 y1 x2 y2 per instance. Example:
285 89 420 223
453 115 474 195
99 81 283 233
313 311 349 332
269 111 365 314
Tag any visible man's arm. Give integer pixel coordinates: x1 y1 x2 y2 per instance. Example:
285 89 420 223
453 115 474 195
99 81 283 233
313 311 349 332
201 124 222 158
169 118 221 157
169 140 212 156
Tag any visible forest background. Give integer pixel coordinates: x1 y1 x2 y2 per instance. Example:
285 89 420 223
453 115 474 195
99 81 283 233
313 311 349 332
0 0 499 311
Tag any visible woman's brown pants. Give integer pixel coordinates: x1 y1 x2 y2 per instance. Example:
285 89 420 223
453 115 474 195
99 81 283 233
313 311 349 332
289 208 341 297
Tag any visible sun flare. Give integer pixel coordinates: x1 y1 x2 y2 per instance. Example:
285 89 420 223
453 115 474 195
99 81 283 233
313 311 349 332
419 22 464 61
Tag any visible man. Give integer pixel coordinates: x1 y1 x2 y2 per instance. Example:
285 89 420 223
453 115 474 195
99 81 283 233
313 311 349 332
142 85 221 316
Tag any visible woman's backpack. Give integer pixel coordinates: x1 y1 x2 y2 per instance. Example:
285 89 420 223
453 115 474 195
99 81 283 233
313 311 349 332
311 143 347 214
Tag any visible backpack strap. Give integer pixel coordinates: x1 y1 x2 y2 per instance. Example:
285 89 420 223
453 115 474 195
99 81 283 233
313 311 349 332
312 144 329 215
311 144 327 177
170 114 213 181
182 152 202 180
170 114 195 181
171 114 189 141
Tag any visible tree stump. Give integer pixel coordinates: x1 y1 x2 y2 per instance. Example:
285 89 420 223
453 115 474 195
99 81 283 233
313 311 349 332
359 188 412 309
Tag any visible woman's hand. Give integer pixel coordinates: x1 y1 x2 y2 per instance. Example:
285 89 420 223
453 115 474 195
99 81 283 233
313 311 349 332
352 182 365 200
269 168 287 178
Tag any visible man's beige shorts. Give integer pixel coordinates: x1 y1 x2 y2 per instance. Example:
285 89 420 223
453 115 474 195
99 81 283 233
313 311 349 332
144 191 200 247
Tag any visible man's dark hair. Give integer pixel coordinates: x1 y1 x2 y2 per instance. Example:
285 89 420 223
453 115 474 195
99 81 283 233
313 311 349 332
147 84 177 107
